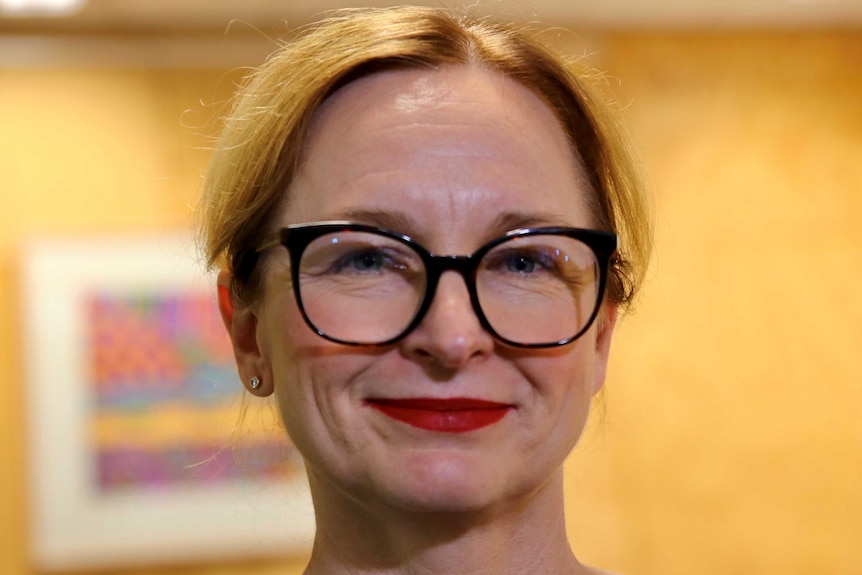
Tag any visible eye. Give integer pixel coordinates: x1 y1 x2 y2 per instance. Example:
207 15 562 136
300 232 424 280
332 248 404 274
347 250 386 271
505 254 538 274
485 247 553 277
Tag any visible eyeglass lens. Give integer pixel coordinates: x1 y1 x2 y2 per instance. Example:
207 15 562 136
297 230 600 346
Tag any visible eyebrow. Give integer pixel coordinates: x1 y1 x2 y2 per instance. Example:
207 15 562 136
327 209 417 233
325 209 576 236
491 211 576 232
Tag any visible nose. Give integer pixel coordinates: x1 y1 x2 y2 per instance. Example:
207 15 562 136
399 271 494 369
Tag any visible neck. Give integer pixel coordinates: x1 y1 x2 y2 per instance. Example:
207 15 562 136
302 467 588 575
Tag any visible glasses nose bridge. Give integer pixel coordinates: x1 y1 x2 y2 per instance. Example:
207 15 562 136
426 253 475 283
422 253 478 304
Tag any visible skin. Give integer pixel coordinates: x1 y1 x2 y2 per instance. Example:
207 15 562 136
219 65 619 575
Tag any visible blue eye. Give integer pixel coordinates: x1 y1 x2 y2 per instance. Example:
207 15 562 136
329 249 397 275
506 255 537 274
348 251 385 271
487 248 553 277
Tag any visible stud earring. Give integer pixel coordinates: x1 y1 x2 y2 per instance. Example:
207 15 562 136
250 376 261 390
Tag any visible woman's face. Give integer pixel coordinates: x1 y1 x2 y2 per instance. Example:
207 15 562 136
235 65 617 514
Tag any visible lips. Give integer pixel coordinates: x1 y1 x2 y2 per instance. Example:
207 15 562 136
365 397 513 433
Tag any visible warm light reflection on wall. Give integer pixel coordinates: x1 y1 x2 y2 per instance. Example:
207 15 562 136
0 0 85 17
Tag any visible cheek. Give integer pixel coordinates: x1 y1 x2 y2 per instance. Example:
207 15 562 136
261 296 378 459
257 293 321 435
516 338 596 397
260 294 306 378
514 341 598 440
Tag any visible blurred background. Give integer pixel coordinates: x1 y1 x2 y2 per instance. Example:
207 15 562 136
1 1 860 574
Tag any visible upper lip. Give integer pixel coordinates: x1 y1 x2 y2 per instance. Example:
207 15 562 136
364 397 513 410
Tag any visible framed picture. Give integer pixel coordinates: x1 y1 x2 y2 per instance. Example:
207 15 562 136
22 235 314 571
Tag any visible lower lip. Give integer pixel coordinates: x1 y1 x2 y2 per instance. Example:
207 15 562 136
366 399 512 433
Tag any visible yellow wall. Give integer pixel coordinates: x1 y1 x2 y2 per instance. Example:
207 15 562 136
1 31 860 575
566 31 862 574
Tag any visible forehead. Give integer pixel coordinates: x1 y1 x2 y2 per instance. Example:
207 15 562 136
283 65 594 240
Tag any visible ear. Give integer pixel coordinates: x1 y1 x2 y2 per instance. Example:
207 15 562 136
591 303 618 396
217 270 273 396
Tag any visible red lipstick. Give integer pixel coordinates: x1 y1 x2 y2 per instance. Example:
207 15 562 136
366 398 512 433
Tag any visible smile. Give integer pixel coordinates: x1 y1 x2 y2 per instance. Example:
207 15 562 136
365 398 513 433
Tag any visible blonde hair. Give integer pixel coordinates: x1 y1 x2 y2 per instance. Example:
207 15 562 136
198 6 651 312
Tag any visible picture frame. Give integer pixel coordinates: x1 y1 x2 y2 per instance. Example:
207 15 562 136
22 234 314 571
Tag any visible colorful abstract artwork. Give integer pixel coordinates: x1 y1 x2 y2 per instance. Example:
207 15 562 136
25 238 314 570
86 291 300 492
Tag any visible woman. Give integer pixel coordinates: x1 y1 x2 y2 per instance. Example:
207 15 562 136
199 6 651 575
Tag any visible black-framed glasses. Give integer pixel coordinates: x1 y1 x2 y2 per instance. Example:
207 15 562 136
257 222 617 348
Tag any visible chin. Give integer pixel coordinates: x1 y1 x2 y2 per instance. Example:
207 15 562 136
366 450 538 515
